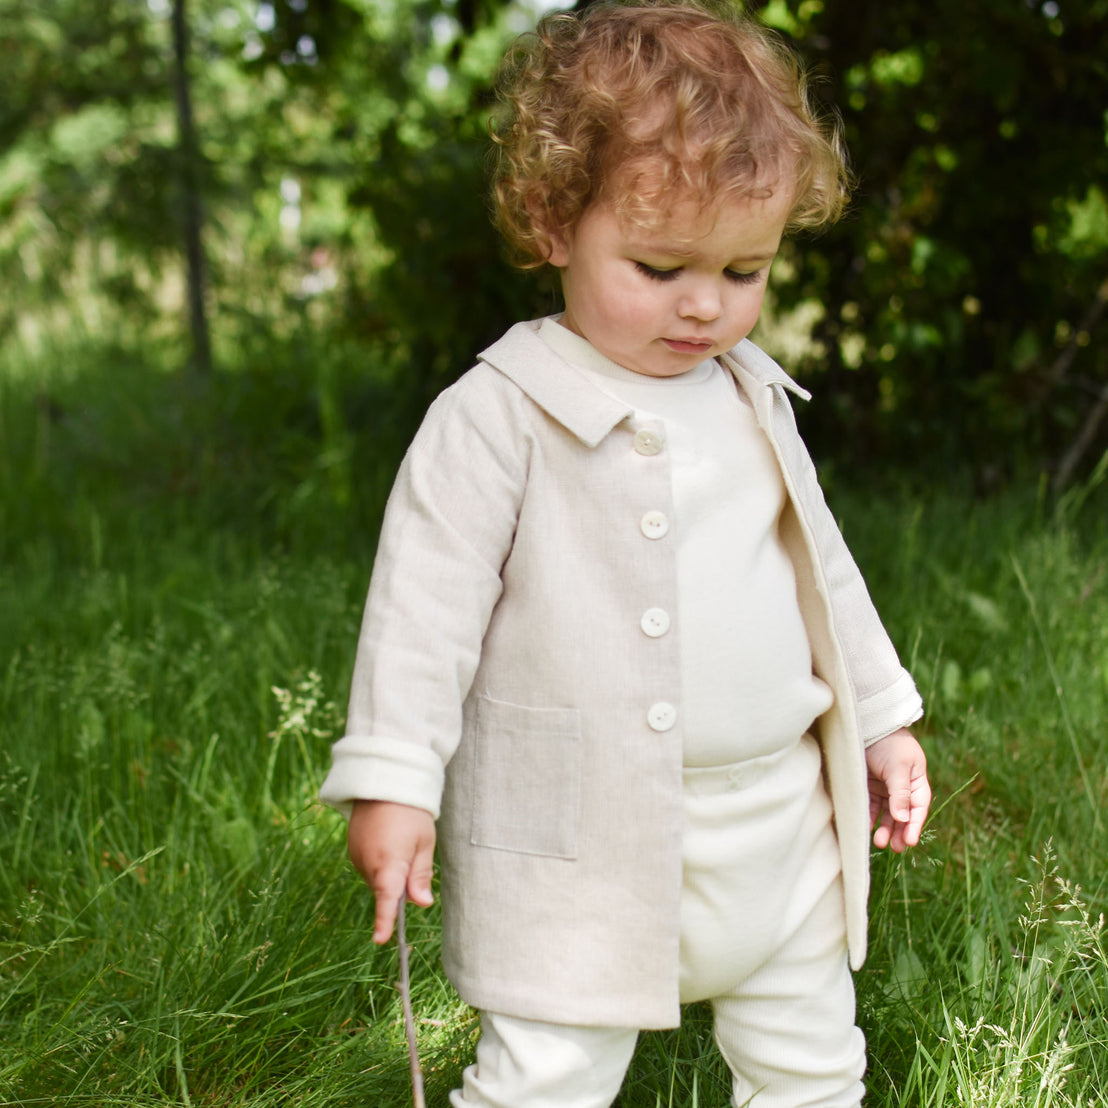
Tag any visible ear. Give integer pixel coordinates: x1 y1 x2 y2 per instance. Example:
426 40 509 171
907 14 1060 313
545 227 570 268
526 197 571 267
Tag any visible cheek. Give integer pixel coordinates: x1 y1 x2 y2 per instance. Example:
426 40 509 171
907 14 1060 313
595 281 656 331
621 280 672 321
733 288 768 330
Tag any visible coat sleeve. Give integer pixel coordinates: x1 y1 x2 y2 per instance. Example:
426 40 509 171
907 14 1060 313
770 385 923 746
319 368 530 818
817 509 924 746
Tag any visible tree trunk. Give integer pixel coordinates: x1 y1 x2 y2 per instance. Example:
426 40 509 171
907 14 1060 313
172 0 212 375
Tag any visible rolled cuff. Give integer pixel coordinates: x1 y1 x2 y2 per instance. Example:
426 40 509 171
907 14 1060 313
858 668 924 747
318 735 445 820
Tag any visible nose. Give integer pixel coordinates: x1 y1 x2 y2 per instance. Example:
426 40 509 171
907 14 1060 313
677 278 722 322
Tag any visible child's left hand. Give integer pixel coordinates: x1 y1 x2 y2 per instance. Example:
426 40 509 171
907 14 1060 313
865 727 930 852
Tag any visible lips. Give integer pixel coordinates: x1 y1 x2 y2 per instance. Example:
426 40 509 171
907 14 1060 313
662 338 714 354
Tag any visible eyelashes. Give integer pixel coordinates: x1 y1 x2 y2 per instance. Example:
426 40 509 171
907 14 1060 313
634 262 681 282
633 262 764 286
725 269 765 286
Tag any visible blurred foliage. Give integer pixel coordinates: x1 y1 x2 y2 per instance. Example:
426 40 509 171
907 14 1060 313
0 0 1106 487
753 0 1108 481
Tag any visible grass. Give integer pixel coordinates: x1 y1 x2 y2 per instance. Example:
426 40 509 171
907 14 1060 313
2 335 1107 1106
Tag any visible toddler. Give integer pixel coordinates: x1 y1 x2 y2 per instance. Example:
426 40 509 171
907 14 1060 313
321 3 931 1106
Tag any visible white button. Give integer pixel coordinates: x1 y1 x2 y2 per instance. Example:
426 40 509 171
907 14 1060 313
640 511 669 539
633 429 663 456
647 702 677 732
640 608 671 637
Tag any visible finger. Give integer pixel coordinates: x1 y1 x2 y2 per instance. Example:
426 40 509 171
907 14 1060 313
372 861 411 944
872 808 895 850
407 840 436 907
880 765 914 825
868 789 883 829
901 780 932 847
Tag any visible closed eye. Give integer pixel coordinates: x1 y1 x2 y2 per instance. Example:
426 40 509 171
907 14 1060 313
634 262 681 282
635 261 766 286
725 268 764 285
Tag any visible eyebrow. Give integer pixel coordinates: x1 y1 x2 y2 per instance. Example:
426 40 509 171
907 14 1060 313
627 241 777 265
632 242 698 258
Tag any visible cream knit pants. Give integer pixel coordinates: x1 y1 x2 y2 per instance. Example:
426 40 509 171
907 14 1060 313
450 735 865 1108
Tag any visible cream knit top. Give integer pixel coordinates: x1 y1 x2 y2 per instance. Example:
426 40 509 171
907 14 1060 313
539 318 834 766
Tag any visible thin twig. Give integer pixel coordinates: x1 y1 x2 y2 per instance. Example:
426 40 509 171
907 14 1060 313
1045 277 1108 388
397 896 427 1108
1053 381 1108 494
1047 277 1108 492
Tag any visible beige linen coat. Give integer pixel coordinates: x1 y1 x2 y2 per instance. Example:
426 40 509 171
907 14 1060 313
321 318 922 1029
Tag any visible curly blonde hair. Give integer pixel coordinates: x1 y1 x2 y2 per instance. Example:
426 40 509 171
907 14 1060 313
490 1 851 268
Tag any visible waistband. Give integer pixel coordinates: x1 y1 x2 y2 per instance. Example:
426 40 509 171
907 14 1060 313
680 733 820 797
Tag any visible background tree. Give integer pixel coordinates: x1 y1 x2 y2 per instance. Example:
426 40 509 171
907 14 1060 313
171 0 211 374
0 0 1105 485
752 0 1108 481
0 0 177 336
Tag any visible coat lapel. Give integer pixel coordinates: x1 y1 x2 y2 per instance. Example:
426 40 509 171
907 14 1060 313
478 321 633 448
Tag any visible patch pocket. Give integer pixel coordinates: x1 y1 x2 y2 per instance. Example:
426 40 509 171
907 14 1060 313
470 696 582 859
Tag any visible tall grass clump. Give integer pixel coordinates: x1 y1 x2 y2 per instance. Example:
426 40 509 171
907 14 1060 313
2 331 1107 1105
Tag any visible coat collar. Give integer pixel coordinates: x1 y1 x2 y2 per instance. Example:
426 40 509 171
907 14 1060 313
478 318 810 446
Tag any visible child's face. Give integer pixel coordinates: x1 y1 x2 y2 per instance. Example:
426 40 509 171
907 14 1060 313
548 186 791 378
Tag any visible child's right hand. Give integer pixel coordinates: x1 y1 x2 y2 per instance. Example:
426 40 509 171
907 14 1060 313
347 799 437 944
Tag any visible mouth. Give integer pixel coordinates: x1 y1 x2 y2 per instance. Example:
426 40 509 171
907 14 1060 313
662 338 715 355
